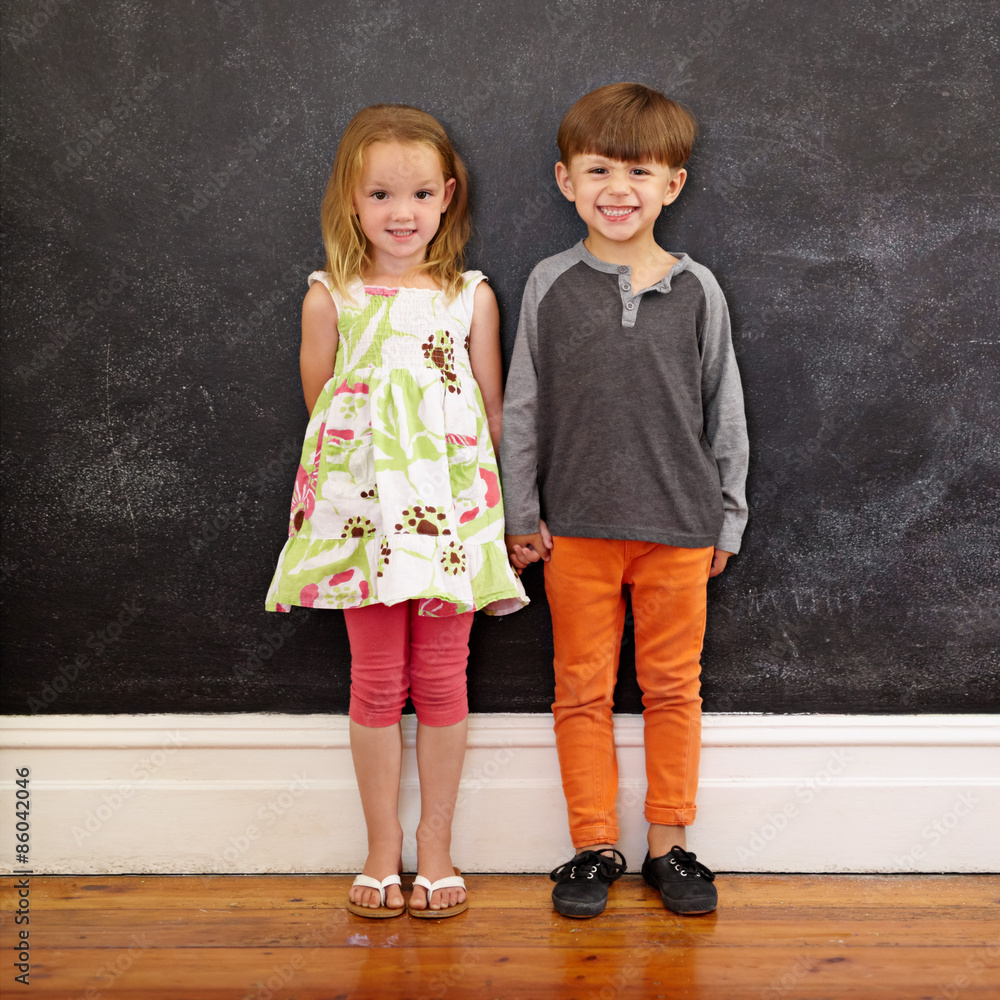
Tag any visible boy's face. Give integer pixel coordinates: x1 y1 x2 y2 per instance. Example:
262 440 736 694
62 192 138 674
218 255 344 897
555 153 686 250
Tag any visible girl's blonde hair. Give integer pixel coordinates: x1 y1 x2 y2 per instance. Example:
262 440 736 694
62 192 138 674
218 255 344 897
321 104 471 301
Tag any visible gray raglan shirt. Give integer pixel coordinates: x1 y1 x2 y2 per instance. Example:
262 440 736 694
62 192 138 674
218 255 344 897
500 241 749 553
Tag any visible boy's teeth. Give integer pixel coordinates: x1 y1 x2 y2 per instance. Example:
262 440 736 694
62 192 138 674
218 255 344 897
601 207 634 217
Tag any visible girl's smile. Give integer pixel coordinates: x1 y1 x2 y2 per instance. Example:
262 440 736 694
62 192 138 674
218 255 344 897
353 141 456 275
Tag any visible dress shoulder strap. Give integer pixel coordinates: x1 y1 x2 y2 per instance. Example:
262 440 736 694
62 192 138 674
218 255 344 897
308 271 363 311
456 270 488 319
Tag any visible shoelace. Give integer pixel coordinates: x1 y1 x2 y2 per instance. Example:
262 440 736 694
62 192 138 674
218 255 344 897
550 849 627 883
668 847 716 882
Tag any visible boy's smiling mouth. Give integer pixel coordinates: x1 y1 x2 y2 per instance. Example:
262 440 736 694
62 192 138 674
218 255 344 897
598 206 636 218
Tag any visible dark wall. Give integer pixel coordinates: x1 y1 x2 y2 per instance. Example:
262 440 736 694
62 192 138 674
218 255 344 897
3 0 998 716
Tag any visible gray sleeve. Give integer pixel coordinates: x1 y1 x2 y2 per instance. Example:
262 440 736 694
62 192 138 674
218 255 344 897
499 272 543 535
695 266 749 553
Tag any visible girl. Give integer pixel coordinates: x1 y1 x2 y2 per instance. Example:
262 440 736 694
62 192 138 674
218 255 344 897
266 105 527 918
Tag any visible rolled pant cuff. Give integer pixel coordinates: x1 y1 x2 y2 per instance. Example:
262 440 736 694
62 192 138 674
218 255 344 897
645 806 697 827
570 825 620 851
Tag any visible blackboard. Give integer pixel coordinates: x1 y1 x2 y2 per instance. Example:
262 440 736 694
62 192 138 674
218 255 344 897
3 0 998 716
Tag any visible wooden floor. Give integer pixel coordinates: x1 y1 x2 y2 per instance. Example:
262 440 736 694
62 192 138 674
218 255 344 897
2 874 998 999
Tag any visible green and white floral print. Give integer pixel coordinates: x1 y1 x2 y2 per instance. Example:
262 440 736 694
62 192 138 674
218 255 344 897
265 271 528 617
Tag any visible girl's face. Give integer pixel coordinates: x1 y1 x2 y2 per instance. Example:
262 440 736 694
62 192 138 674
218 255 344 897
353 141 456 272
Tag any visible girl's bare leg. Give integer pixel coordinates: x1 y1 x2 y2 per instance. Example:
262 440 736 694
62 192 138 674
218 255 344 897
408 717 468 911
348 719 405 910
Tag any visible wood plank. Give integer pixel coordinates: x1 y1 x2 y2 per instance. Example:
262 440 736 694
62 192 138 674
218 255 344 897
2 875 998 1000
6 873 999 909
7 945 1000 999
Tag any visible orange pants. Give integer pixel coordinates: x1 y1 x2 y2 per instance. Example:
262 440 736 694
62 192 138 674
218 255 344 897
544 536 713 849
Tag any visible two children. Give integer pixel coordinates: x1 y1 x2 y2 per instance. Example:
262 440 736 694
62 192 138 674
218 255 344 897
501 83 748 917
268 83 748 920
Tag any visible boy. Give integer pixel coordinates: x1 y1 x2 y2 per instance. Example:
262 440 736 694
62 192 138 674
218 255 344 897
500 83 748 918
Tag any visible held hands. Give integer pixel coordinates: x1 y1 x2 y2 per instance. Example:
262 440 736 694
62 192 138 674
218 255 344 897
709 548 734 578
505 521 553 575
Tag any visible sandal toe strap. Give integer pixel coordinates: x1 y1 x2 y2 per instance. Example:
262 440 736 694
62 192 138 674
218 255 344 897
413 874 466 893
352 873 402 904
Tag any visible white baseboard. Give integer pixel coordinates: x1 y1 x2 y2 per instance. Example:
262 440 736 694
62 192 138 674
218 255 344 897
1 713 997 874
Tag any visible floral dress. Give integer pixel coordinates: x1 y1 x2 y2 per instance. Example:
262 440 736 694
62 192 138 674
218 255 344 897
265 270 528 617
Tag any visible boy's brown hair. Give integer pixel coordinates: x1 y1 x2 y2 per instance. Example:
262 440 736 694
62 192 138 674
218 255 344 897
557 82 697 169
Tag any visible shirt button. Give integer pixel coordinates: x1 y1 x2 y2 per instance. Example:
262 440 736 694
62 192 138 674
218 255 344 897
622 282 631 291
618 265 628 273
625 301 635 310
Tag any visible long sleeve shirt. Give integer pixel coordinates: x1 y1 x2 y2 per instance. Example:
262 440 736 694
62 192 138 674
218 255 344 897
500 241 749 553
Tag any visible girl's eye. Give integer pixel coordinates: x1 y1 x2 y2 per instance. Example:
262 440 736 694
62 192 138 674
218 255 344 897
372 191 387 200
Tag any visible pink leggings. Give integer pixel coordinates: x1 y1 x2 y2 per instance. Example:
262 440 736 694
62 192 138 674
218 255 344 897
343 602 474 728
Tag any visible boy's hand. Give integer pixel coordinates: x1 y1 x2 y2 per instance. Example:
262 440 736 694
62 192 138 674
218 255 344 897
709 549 734 578
505 521 553 574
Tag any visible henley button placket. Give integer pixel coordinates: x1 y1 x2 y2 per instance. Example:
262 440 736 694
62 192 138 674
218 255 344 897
619 266 637 327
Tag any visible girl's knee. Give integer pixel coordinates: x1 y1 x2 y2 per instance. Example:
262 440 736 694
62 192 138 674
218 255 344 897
349 691 406 728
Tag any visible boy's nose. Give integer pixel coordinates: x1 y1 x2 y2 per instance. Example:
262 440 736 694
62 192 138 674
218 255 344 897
607 171 631 193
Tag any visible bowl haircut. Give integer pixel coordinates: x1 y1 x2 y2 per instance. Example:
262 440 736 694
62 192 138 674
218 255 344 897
557 82 698 170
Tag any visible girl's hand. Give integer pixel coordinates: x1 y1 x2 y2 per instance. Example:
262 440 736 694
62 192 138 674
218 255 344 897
709 548 734 578
505 521 553 574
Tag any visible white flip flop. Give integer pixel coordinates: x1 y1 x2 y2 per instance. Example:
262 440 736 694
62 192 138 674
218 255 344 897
346 873 405 918
407 868 468 919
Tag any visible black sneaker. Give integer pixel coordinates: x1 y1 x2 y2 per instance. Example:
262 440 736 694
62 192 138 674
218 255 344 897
549 849 627 918
641 846 718 914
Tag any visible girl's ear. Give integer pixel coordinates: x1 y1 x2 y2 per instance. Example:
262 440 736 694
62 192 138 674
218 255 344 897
441 176 457 212
554 161 576 202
